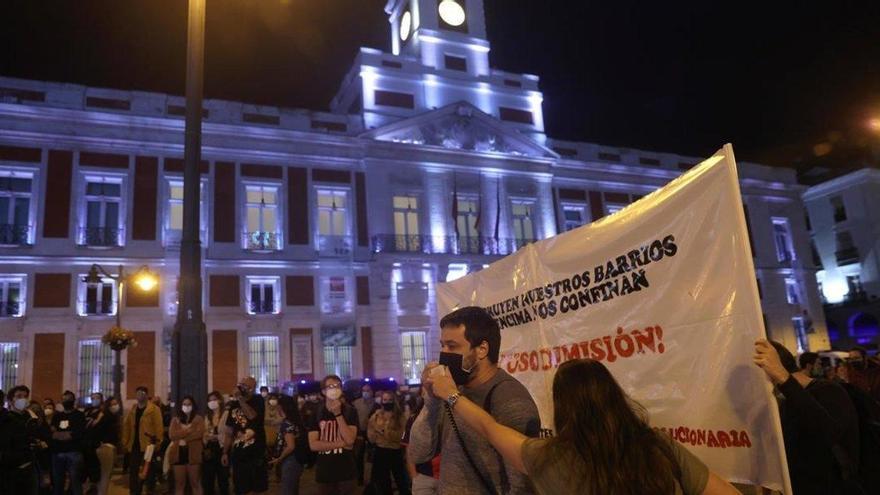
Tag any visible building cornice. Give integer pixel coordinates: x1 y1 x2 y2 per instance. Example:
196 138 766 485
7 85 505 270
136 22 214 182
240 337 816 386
803 168 880 200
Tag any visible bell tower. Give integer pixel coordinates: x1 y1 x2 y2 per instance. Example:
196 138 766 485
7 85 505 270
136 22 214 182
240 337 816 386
388 0 491 77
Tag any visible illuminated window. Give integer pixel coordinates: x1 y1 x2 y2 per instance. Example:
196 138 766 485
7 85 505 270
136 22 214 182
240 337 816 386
246 276 280 315
792 318 808 353
393 195 421 252
401 331 427 384
456 197 480 254
322 327 355 380
562 204 586 231
511 201 535 245
785 278 800 305
771 218 795 263
82 177 123 247
77 340 113 400
0 277 24 317
244 184 281 251
316 189 351 257
0 171 34 245
165 179 206 246
78 276 116 316
248 336 280 389
0 342 20 390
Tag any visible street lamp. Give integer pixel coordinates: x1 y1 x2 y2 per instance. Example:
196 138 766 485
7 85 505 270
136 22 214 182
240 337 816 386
172 0 208 404
83 264 159 400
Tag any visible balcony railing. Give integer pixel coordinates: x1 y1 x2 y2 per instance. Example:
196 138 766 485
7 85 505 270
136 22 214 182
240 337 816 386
371 234 529 256
0 224 31 246
1 301 21 317
164 228 207 248
249 300 276 315
80 226 123 247
835 247 860 266
317 235 353 257
244 231 280 251
83 300 115 316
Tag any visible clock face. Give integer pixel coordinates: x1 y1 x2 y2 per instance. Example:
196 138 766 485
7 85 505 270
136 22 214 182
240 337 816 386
400 10 412 41
438 0 466 27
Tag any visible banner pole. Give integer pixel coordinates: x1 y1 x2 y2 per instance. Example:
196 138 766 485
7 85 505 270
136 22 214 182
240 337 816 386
721 143 793 495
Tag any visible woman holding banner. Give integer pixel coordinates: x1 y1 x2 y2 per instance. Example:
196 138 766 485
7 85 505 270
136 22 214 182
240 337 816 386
424 358 738 494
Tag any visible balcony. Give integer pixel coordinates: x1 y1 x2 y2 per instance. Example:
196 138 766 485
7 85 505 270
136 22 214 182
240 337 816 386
835 247 860 266
317 235 352 258
249 300 276 315
0 224 31 246
1 301 21 317
82 300 115 316
80 226 123 248
371 234 527 256
244 231 280 252
164 228 207 248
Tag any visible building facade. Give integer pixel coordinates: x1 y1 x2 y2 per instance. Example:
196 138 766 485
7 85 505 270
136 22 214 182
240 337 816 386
0 0 828 402
804 168 880 349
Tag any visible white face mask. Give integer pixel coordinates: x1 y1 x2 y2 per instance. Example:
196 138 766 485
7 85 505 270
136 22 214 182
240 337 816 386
13 398 28 411
44 408 54 416
325 388 342 401
269 399 278 406
182 405 193 414
110 405 121 414
208 400 220 411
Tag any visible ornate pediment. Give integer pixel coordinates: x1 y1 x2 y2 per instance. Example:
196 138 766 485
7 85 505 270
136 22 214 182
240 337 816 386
362 102 555 158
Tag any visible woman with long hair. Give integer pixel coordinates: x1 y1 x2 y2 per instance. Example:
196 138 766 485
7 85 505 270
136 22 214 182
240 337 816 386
268 395 306 495
168 396 206 495
426 358 738 495
367 390 411 495
202 391 230 495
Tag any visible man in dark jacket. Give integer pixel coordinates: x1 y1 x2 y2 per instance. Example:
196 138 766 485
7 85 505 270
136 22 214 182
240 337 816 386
1 386 42 495
50 390 87 495
754 340 862 495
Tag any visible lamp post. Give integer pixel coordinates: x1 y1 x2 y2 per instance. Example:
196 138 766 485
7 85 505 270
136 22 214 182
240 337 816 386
84 264 158 401
172 0 208 404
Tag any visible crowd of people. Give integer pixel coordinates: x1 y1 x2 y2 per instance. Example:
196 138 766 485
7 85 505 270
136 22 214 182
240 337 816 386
1 305 878 494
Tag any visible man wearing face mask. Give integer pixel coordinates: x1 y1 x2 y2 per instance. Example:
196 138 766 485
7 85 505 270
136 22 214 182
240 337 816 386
1 386 41 495
408 306 540 495
306 374 359 494
49 390 87 495
223 376 268 495
122 386 164 495
845 346 880 402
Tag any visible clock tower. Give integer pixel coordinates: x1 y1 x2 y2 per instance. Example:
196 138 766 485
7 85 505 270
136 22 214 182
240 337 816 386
331 0 545 144
390 0 491 77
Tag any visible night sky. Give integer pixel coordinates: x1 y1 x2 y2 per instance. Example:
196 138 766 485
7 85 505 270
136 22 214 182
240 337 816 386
2 1 879 171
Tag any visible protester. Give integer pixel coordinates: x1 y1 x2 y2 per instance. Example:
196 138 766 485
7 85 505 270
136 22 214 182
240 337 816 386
82 392 104 492
84 395 120 495
368 390 411 495
402 397 440 495
42 398 55 423
122 386 165 495
168 396 205 495
264 392 283 452
307 374 359 494
408 306 541 494
428 357 737 495
203 391 231 495
754 339 863 494
1 385 41 495
798 352 824 378
224 376 268 495
27 400 53 495
269 395 305 495
351 382 375 486
846 346 880 402
49 390 86 495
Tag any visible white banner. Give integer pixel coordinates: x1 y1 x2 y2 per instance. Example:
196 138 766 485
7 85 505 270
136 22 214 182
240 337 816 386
437 145 790 491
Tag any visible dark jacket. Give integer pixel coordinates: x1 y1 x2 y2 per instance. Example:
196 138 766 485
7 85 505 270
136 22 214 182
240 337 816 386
778 376 860 495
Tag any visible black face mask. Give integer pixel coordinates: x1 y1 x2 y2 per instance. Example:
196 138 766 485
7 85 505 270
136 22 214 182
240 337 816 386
439 351 474 386
382 402 394 411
